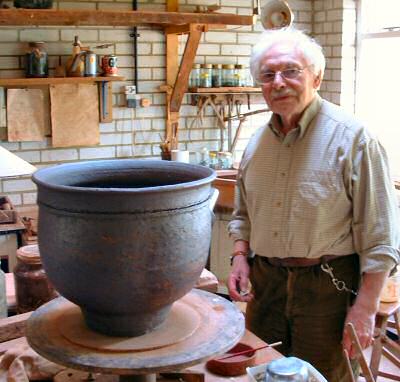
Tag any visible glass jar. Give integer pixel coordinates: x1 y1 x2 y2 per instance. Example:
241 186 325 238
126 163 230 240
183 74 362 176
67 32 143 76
189 63 201 89
200 63 212 88
13 244 57 314
209 151 218 169
244 67 254 87
235 64 247 87
217 151 233 169
212 64 222 88
25 41 49 78
222 64 235 87
199 147 210 167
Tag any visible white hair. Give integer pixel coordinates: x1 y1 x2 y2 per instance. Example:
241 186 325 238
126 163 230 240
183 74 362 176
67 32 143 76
250 28 326 83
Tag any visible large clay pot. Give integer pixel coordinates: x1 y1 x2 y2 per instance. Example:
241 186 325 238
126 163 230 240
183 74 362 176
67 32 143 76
32 160 217 337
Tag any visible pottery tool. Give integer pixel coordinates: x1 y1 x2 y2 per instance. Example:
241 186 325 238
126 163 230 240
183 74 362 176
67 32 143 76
216 341 282 361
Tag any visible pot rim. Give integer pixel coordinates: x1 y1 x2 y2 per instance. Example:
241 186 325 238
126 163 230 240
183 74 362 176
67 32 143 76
32 159 216 195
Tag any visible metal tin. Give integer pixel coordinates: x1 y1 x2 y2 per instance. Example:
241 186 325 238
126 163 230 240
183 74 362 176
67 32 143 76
265 357 308 381
84 51 97 77
101 54 118 76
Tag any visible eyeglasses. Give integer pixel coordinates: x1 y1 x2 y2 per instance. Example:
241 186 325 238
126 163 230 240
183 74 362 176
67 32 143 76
257 66 310 84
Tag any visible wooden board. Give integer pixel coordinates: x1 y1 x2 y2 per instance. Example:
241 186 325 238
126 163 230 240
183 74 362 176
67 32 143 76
0 76 124 87
50 83 99 147
6 88 46 142
0 9 256 27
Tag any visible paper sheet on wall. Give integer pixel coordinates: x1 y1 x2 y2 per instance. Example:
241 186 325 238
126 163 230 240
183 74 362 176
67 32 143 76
50 83 99 147
6 88 46 142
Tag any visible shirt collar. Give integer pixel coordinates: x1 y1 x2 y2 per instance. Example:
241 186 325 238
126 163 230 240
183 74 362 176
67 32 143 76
268 94 323 140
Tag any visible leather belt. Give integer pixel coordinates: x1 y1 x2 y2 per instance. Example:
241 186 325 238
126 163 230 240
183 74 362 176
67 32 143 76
263 254 342 268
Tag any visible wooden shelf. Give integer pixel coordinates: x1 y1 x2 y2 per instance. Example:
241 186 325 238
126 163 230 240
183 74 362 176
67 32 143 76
0 9 256 27
0 76 124 87
0 76 124 123
188 86 261 94
0 2 257 150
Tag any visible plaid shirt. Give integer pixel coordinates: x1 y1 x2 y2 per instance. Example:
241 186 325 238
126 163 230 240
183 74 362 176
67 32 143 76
228 94 400 273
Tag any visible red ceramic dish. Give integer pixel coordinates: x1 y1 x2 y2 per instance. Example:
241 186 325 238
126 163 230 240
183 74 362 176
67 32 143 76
206 342 257 376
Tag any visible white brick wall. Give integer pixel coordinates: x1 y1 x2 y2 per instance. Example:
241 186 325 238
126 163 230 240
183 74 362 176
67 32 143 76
0 0 356 207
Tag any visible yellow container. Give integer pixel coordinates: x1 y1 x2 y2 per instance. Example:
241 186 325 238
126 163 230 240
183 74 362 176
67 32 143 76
380 272 400 303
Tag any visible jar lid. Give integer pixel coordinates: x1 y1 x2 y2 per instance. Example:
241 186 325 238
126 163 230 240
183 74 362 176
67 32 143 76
222 64 235 69
235 64 245 69
16 244 42 264
201 64 212 69
218 151 232 157
212 64 222 69
192 63 201 69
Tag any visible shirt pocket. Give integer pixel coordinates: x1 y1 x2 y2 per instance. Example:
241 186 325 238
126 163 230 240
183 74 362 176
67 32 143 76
297 170 342 207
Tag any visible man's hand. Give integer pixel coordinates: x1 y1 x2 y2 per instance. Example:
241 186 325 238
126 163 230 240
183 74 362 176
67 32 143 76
343 302 375 358
342 270 389 358
227 255 253 302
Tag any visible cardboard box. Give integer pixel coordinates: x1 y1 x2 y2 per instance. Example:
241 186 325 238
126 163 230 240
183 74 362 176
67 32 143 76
0 196 16 224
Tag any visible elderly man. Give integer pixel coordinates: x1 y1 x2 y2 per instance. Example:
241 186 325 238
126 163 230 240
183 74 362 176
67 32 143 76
227 28 400 381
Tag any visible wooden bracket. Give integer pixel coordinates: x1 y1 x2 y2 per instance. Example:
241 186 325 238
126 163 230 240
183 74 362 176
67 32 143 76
99 81 113 123
165 23 204 151
170 24 204 113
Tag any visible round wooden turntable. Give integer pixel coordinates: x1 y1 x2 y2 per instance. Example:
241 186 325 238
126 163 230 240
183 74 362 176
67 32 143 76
26 289 245 381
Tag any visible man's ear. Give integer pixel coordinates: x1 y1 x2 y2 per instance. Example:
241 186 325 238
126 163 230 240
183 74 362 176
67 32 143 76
313 72 322 90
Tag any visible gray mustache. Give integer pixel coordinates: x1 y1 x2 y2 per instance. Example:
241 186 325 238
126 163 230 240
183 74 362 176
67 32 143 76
271 89 297 99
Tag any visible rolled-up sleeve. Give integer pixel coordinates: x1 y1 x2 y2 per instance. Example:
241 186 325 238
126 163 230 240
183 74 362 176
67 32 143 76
228 167 251 242
352 137 400 274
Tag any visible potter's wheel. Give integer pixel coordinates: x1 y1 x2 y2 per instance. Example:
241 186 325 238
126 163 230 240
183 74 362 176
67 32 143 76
26 289 245 377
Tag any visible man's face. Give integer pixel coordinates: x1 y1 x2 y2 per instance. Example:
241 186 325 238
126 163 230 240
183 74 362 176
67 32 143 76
259 42 321 120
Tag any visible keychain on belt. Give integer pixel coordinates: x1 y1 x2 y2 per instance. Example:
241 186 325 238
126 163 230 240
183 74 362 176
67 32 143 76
320 263 358 296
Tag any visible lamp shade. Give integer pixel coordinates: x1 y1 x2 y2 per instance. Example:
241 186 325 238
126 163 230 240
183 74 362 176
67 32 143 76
0 146 37 178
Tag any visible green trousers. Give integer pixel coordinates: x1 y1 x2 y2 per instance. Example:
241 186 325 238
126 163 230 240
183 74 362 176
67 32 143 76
246 254 360 382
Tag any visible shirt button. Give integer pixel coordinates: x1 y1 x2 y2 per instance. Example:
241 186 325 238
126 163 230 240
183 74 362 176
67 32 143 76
276 201 282 207
281 172 286 177
273 232 279 237
287 144 291 148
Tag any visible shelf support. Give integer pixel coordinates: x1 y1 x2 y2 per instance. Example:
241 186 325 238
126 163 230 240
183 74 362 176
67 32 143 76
164 0 179 152
164 0 180 151
164 19 203 151
170 24 203 113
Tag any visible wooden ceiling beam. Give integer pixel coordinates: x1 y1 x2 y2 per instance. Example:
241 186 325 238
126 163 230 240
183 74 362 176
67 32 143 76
0 9 256 27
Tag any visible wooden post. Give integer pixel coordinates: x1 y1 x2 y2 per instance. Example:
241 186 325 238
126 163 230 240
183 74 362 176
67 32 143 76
165 0 179 153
